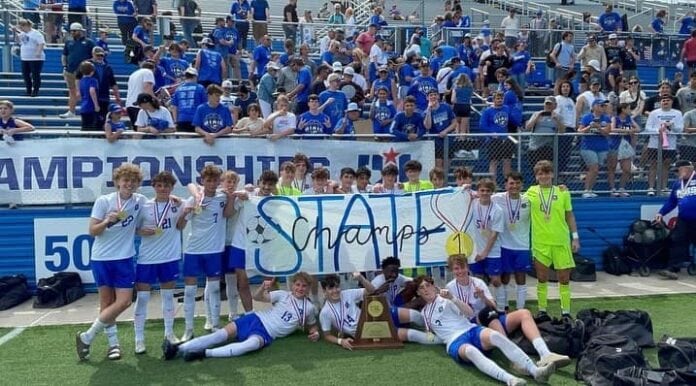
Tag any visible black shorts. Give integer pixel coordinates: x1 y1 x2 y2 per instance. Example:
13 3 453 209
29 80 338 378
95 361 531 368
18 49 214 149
453 103 471 118
177 121 195 133
644 148 676 161
487 137 516 160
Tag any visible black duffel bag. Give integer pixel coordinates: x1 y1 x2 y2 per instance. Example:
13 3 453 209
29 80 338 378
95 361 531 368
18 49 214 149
33 272 85 309
577 308 655 348
658 335 696 371
576 334 647 386
572 255 597 282
613 366 686 386
510 314 586 358
0 274 31 310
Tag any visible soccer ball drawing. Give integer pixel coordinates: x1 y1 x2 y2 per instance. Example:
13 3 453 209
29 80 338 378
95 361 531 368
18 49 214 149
246 215 277 244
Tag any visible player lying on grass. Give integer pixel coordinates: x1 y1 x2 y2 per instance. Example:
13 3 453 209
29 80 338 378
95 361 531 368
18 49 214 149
415 275 557 386
320 273 443 350
370 256 425 327
444 254 571 370
163 272 319 361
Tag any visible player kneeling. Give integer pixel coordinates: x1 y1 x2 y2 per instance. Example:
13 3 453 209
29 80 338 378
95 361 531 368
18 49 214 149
415 275 557 385
320 274 442 350
163 272 319 361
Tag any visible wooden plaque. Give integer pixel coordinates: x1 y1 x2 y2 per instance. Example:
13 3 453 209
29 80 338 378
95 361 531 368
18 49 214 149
352 295 403 349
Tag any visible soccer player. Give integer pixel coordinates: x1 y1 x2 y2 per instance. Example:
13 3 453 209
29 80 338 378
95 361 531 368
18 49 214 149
320 274 442 350
526 161 580 318
491 172 531 310
355 166 373 193
277 161 303 196
370 257 424 327
445 255 570 370
454 166 473 187
371 164 404 194
177 165 236 341
429 167 446 189
304 167 335 195
415 275 556 385
133 171 184 354
163 272 320 360
336 167 358 194
292 152 312 192
402 160 434 193
76 163 147 361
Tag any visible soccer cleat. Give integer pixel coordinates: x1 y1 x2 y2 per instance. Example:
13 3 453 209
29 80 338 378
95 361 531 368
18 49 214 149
75 332 90 361
135 341 146 355
59 111 76 119
535 310 550 321
183 350 206 362
538 352 571 369
180 330 194 343
507 377 527 386
533 363 556 384
658 270 678 280
107 345 122 360
165 334 180 345
162 339 179 360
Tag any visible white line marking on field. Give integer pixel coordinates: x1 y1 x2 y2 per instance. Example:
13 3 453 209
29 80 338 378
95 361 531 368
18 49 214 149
676 281 696 289
13 311 37 316
617 282 672 292
0 328 26 347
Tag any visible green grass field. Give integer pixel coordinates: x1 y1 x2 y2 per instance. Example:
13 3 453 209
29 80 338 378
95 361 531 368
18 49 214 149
1 294 695 386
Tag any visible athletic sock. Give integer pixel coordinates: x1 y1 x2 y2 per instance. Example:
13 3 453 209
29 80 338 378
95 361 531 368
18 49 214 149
532 337 552 358
204 280 212 326
405 329 442 344
463 344 514 383
183 285 197 332
407 309 425 327
225 273 239 318
494 284 507 312
559 283 571 315
516 284 527 309
537 281 548 312
207 280 221 328
489 330 537 376
105 324 119 347
161 289 175 337
206 336 262 358
180 328 228 353
133 291 150 342
82 318 107 344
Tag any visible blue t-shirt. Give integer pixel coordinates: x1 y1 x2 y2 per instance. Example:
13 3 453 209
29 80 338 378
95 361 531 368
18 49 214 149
448 67 473 89
598 11 622 31
439 45 457 62
319 89 348 129
223 27 239 55
113 0 136 25
253 45 271 77
79 76 98 113
171 82 207 123
335 117 356 139
63 37 95 73
160 56 189 85
250 0 268 20
230 0 250 22
428 103 455 135
321 51 335 66
429 57 443 75
610 115 633 149
373 78 393 100
107 118 128 132
479 105 512 135
580 113 611 151
296 67 312 103
454 85 473 104
509 50 530 75
371 100 397 134
679 16 695 35
407 76 438 111
198 49 223 84
651 18 665 34
660 177 696 221
233 92 258 118
297 111 331 136
133 25 151 45
390 111 425 141
398 64 415 86
192 102 234 133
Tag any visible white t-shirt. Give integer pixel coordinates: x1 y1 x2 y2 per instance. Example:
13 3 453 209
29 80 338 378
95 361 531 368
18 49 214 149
137 198 184 264
272 112 297 134
319 288 365 336
645 108 684 150
256 290 317 339
471 199 505 259
369 44 387 65
19 29 45 61
135 107 175 130
446 277 494 314
501 16 521 37
225 196 244 246
125 68 155 107
371 273 412 307
421 295 476 351
577 91 606 118
183 192 228 254
491 192 530 250
90 192 147 261
554 95 576 128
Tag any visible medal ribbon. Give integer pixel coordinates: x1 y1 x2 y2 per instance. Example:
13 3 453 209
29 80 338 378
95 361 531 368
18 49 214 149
290 296 307 329
327 300 345 333
478 200 493 230
681 172 695 193
539 186 555 220
117 194 131 214
197 186 210 208
154 200 172 229
506 192 521 224
423 300 437 333
429 190 474 232
455 281 471 306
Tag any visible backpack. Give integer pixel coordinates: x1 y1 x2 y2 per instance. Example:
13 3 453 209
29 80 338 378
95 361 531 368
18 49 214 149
577 309 655 348
603 245 632 276
613 366 686 386
657 336 696 371
509 314 586 358
0 275 31 310
576 334 646 386
572 255 597 282
33 272 85 309
545 43 561 69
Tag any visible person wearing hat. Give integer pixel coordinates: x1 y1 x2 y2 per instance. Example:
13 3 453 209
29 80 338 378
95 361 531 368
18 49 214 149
578 99 611 198
340 66 365 105
368 34 388 84
319 73 348 130
598 4 622 32
104 103 129 142
113 0 138 45
134 92 175 135
406 59 438 113
577 35 607 73
526 96 564 168
645 94 684 196
370 65 397 103
258 61 280 118
603 33 623 64
297 94 332 137
14 19 45 97
125 60 156 126
655 160 696 279
328 3 345 25
85 46 120 127
192 84 234 145
195 38 226 88
333 102 361 139
170 67 206 133
59 22 95 119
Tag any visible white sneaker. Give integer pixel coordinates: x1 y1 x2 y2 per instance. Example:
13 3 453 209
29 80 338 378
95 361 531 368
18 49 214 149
647 188 656 196
3 134 15 144
533 363 556 384
59 111 75 119
228 314 238 322
204 319 213 331
619 188 631 197
165 334 180 345
134 340 146 354
538 352 571 369
180 330 194 343
611 189 620 197
581 191 596 198
507 377 527 386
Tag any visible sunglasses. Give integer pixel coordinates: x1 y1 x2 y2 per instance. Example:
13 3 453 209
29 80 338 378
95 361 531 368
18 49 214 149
629 81 638 84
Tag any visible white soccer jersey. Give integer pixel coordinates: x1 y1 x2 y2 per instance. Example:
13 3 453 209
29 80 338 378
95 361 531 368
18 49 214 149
225 196 244 246
183 192 227 254
491 192 531 250
319 288 365 336
471 199 505 259
90 192 147 261
371 273 412 307
136 199 184 264
256 290 317 339
421 295 476 350
446 277 494 315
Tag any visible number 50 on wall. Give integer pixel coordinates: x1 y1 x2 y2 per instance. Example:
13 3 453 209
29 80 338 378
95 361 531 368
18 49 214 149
34 218 95 284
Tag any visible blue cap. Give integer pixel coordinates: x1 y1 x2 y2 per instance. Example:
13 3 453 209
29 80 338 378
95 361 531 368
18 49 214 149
592 99 608 107
109 103 125 114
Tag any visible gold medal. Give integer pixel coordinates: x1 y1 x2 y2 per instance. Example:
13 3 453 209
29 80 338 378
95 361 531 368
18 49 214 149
508 223 517 231
445 231 474 258
154 227 163 236
117 210 127 220
194 206 202 214
426 332 436 343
